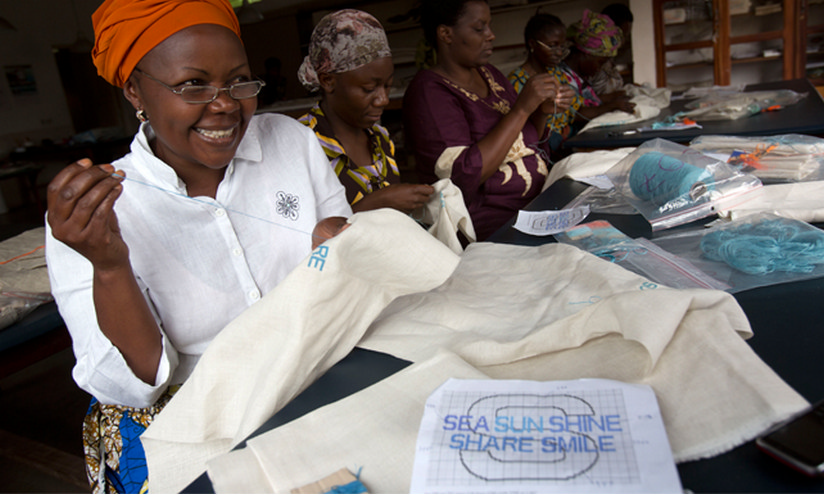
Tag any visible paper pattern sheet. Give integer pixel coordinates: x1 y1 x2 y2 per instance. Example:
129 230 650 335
411 378 682 494
513 206 590 236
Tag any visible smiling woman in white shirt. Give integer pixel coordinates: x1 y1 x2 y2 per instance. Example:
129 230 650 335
43 0 351 492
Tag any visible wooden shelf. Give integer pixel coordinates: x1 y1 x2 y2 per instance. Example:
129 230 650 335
662 40 715 52
666 60 715 70
729 30 786 44
655 0 800 87
731 55 783 64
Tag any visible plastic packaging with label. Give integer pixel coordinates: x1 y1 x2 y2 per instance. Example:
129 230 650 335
606 138 762 231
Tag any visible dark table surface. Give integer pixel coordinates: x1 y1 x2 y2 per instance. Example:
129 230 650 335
564 78 824 150
185 178 824 493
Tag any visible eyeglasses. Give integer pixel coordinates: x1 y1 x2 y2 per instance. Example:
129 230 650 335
133 68 266 104
535 39 571 53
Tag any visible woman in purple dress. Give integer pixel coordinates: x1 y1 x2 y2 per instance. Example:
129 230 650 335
403 0 572 241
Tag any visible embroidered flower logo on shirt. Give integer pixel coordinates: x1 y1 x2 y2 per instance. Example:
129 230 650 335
276 191 300 220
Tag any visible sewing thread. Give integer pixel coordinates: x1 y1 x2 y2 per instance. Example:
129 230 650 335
112 173 330 242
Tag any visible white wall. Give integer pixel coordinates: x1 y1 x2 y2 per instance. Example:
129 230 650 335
630 0 656 86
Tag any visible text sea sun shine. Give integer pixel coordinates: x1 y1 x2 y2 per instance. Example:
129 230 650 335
443 413 623 454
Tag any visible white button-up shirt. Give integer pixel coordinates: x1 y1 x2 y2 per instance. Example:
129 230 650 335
46 113 351 408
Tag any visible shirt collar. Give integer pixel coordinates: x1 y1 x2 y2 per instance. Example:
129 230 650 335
234 118 263 163
131 119 262 191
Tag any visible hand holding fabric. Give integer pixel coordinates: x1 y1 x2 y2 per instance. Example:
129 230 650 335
601 90 636 114
312 216 350 249
352 183 435 214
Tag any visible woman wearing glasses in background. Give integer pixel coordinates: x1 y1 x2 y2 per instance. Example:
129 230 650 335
508 12 635 150
403 0 569 241
44 0 351 491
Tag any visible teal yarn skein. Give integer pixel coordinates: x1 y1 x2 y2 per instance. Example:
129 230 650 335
629 152 715 206
700 218 824 275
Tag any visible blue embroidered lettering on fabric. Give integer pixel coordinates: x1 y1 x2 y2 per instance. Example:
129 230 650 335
308 245 329 271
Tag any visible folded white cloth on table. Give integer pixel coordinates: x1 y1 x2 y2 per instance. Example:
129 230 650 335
0 227 49 293
578 105 660 134
360 242 807 462
207 351 488 494
544 147 635 191
196 226 807 493
0 227 52 330
142 209 461 494
578 84 672 134
718 180 824 222
627 84 673 109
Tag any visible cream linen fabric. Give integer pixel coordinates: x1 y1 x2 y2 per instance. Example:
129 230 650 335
418 178 476 253
718 180 824 222
578 103 661 134
147 209 808 493
578 85 672 134
207 351 489 493
205 240 807 493
359 242 807 462
543 147 635 191
141 209 461 494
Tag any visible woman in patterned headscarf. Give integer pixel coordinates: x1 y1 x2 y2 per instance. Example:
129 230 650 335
46 1 351 491
508 10 634 146
298 9 434 213
564 9 635 115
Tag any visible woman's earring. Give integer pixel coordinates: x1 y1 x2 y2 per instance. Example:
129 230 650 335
136 109 148 123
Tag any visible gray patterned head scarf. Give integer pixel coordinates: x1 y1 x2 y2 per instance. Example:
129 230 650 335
298 9 392 92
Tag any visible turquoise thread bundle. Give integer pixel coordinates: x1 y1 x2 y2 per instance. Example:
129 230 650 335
629 152 715 206
325 480 368 494
324 467 368 494
700 218 824 275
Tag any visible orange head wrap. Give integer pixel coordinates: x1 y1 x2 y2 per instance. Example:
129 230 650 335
92 0 241 88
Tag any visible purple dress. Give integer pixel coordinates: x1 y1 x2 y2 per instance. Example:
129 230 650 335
403 64 550 240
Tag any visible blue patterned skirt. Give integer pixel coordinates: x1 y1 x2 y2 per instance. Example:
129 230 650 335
82 387 178 494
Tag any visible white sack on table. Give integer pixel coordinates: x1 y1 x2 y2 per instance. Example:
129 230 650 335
207 240 806 493
359 241 808 463
577 84 672 134
141 209 461 494
543 147 635 191
207 351 488 494
717 180 824 222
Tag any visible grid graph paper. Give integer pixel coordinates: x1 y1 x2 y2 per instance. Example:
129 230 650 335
410 378 682 494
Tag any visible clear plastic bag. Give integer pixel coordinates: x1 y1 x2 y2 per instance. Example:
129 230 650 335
689 134 824 183
555 220 729 290
563 185 638 215
679 89 807 121
606 138 762 231
649 213 824 293
0 289 54 330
